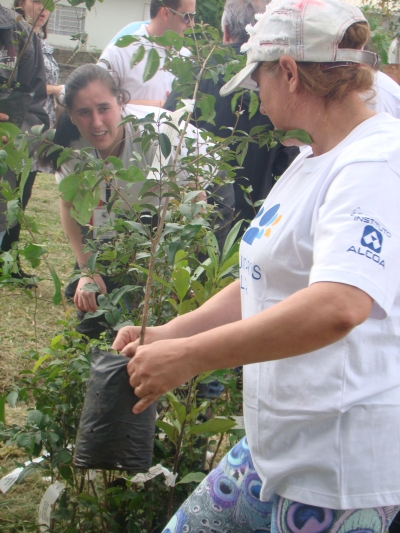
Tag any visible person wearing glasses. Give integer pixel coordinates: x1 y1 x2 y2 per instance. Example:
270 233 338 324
98 0 195 108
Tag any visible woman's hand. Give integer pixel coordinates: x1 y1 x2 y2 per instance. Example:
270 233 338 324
125 338 197 414
112 324 175 355
74 274 107 313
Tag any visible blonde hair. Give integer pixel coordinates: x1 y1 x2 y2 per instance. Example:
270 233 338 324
260 22 374 102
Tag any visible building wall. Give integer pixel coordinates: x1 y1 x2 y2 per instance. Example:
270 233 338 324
6 0 149 52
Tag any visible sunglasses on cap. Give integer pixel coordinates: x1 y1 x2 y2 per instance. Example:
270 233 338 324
168 7 196 24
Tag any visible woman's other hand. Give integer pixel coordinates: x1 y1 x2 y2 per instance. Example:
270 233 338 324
112 324 174 355
74 274 107 313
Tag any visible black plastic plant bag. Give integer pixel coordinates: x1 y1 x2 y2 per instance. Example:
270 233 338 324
74 347 156 473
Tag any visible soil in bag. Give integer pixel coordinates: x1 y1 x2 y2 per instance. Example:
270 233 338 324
74 347 157 473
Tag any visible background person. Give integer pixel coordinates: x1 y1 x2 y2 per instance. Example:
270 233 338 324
0 3 48 275
113 0 400 531
165 0 299 232
98 0 195 107
14 0 62 129
50 64 207 338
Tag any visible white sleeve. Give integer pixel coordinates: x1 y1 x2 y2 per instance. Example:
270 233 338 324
310 161 400 319
98 43 127 80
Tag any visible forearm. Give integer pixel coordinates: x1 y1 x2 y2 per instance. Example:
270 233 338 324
184 282 373 375
47 85 62 97
166 279 242 338
60 199 92 268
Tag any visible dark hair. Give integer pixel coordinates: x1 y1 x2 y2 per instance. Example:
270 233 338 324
13 0 49 38
222 0 268 44
45 64 130 169
150 0 181 19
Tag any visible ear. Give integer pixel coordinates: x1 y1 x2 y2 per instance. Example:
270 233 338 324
69 113 76 125
159 5 169 22
279 56 300 94
223 25 231 44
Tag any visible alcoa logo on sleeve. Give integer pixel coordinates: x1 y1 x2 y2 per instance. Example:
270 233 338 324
242 204 282 246
347 224 385 268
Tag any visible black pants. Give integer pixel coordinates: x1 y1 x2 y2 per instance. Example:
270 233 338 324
0 170 37 252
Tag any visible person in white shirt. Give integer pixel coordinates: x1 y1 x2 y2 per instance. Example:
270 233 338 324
369 70 400 117
98 0 195 107
50 64 206 338
112 0 400 531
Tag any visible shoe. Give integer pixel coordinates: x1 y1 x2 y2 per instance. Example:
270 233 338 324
10 270 38 289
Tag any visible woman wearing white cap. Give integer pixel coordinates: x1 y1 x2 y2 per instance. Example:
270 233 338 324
113 0 400 530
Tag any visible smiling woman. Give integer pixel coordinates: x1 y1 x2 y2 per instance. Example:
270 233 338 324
48 64 207 339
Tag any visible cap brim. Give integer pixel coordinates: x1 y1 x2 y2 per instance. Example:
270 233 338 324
220 62 259 96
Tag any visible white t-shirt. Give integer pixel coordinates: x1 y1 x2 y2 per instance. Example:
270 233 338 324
365 71 400 118
240 113 400 509
55 104 207 234
98 24 189 101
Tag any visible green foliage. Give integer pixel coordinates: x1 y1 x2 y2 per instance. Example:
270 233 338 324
362 2 400 64
196 0 225 29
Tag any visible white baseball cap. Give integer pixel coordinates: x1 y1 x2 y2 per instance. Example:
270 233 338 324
220 0 379 96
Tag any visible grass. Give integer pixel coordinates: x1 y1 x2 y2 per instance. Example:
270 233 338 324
0 172 76 531
0 172 75 392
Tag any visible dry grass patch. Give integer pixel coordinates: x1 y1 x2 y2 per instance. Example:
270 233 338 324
0 172 75 391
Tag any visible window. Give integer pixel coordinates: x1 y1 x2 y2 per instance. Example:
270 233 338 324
47 5 86 36
143 3 150 20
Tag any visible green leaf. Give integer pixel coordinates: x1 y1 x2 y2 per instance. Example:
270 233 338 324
17 462 41 484
0 393 6 424
190 280 205 305
143 47 160 83
197 92 216 123
50 265 62 305
114 35 140 48
189 417 237 435
19 243 45 268
177 472 206 485
165 391 186 426
283 129 312 145
86 251 99 273
249 90 260 119
31 124 44 136
155 420 178 444
130 263 173 292
6 390 18 408
107 156 124 169
172 266 190 302
130 44 146 68
167 242 184 266
56 449 73 465
33 354 52 373
59 465 74 486
27 410 45 428
16 434 34 450
221 219 243 264
159 132 172 159
179 298 197 315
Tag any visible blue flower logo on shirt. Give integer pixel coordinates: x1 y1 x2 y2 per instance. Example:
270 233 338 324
242 204 282 246
361 225 383 254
